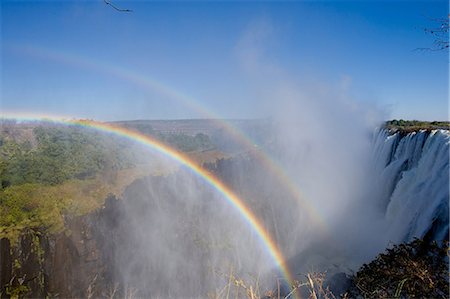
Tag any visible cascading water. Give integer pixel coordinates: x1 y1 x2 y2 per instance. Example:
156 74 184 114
371 129 449 245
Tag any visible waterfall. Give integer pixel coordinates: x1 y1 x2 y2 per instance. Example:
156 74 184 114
371 129 449 244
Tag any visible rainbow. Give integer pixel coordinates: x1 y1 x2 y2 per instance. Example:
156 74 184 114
0 113 298 295
7 43 327 233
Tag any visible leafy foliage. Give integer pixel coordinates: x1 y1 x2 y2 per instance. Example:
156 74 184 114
116 121 214 152
0 120 212 243
158 132 213 152
385 120 450 134
0 125 136 187
0 123 156 242
351 239 449 298
0 166 155 242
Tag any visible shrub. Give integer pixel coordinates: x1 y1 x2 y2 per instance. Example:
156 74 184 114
351 239 449 298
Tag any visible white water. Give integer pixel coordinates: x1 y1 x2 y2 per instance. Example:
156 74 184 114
371 129 449 244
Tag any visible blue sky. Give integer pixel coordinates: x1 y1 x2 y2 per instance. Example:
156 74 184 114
1 0 448 121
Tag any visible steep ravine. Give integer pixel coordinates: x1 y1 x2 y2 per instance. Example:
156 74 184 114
1 129 448 298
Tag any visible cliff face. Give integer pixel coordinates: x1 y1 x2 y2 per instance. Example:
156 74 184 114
0 196 122 298
1 169 272 298
1 173 228 299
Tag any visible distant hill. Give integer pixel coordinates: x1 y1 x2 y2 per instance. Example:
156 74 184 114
110 119 271 153
109 119 268 136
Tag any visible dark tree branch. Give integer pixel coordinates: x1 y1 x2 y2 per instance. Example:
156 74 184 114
417 14 449 51
104 0 132 13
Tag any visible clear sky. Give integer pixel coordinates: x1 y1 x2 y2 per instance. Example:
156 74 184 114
1 0 448 121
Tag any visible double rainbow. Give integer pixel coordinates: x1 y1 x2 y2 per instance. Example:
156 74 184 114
0 113 296 294
7 43 327 232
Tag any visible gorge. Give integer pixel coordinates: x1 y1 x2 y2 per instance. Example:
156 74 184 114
0 123 448 298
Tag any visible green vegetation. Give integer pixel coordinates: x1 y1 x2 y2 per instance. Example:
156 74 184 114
0 168 154 242
0 121 210 243
0 122 155 242
0 124 135 187
158 132 213 152
385 120 450 133
120 121 214 152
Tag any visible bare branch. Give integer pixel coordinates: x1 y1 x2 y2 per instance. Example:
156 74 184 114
417 14 449 51
104 0 132 13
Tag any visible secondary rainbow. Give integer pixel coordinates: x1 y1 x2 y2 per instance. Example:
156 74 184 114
0 113 297 294
9 43 327 232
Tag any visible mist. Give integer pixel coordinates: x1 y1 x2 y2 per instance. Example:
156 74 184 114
107 80 392 297
104 18 394 297
233 17 389 269
91 15 445 298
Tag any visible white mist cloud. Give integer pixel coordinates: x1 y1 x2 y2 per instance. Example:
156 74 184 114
233 16 388 273
112 16 390 297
